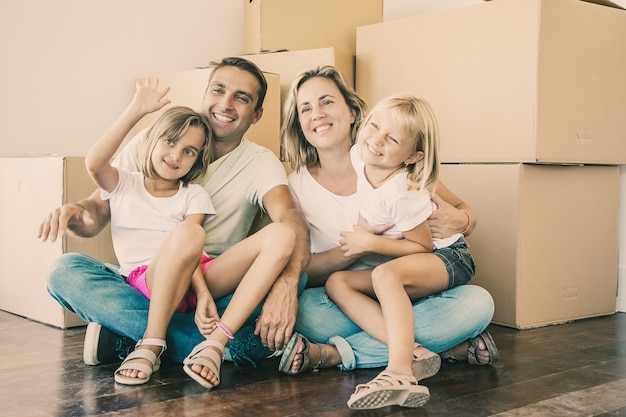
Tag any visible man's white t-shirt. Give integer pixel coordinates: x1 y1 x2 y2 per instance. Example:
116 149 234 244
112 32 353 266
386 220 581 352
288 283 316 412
113 128 288 257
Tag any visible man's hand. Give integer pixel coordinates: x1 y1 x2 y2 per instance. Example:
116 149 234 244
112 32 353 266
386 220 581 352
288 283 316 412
254 277 298 351
38 202 97 242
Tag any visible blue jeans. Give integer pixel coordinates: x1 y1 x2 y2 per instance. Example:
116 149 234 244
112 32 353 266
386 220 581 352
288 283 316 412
47 253 305 363
295 285 494 371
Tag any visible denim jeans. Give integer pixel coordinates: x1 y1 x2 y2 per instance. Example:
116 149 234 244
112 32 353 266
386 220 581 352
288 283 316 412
295 285 494 371
46 253 304 363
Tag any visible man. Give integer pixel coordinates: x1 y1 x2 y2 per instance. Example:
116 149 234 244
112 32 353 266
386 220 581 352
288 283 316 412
38 57 310 369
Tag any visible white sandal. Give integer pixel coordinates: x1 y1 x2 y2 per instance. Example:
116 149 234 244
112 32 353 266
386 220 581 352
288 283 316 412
114 338 167 385
182 339 225 389
412 343 441 381
347 370 430 410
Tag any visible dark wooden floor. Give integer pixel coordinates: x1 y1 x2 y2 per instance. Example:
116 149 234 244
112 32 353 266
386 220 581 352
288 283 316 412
1 310 625 417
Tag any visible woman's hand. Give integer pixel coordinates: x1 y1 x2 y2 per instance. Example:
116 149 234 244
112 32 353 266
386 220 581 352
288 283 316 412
428 192 469 239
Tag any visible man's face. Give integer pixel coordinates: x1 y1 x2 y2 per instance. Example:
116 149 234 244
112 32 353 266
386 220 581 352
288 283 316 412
201 66 263 143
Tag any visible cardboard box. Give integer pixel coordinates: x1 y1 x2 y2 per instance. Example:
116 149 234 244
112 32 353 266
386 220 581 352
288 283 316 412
242 47 355 105
0 156 116 328
132 69 282 158
439 163 619 328
244 0 382 55
356 0 626 164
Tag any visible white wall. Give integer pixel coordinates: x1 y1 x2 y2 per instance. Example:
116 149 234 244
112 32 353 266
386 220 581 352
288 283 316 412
0 0 242 157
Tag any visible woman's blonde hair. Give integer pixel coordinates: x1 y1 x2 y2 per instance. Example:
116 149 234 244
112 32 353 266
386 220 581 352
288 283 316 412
138 106 213 186
362 94 440 191
281 66 366 171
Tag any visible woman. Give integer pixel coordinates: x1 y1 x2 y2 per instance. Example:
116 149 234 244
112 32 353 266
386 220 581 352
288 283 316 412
278 66 499 382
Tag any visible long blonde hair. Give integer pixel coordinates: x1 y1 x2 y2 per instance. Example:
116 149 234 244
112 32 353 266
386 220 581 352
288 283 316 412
138 106 213 186
361 94 440 191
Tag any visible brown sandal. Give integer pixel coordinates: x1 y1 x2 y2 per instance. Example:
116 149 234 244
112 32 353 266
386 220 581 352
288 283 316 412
441 330 499 365
278 332 327 375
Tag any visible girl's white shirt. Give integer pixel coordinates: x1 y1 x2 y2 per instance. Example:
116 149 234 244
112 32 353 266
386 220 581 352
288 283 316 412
102 169 215 276
113 128 288 258
288 146 461 269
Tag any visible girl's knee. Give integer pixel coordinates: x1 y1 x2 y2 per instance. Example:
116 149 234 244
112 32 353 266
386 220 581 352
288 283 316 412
263 223 296 252
325 272 347 301
169 223 206 255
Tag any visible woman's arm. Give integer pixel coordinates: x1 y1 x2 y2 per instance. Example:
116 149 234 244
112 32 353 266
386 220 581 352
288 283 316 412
429 180 477 238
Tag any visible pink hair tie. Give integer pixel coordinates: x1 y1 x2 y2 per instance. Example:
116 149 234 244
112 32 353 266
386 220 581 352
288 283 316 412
215 321 234 340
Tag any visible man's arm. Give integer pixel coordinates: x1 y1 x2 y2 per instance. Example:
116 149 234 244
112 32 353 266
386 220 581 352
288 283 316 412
254 184 310 351
38 188 111 242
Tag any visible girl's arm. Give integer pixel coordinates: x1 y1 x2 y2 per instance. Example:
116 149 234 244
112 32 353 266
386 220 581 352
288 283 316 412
340 221 432 258
84 78 171 192
305 220 396 287
182 213 219 336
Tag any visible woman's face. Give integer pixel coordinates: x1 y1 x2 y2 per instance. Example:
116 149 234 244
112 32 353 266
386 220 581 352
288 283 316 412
296 77 356 152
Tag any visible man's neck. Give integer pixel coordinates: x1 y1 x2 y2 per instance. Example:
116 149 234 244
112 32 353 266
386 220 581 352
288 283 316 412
214 137 243 159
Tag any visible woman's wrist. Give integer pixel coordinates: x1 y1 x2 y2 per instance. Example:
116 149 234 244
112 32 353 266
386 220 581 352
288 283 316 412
460 210 471 235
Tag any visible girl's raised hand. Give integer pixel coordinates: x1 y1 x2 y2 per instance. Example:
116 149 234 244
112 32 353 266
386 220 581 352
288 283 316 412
129 78 171 117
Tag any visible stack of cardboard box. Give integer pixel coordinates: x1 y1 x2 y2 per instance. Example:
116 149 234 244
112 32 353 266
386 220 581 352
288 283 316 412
356 0 626 328
133 0 383 161
240 0 383 158
241 0 383 101
0 156 117 328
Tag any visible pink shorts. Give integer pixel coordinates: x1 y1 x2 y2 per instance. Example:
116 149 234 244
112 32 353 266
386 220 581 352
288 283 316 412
126 254 214 313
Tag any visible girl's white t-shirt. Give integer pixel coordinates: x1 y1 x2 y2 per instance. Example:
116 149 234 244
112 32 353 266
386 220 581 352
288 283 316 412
102 169 215 276
113 128 288 257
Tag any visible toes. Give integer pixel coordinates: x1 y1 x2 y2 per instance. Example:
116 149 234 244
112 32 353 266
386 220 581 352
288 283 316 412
475 336 487 351
121 363 147 379
191 363 218 384
474 336 491 364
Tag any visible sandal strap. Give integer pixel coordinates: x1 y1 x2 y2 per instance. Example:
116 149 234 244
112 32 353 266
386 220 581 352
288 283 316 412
309 341 327 372
183 339 225 373
114 337 167 380
136 338 167 355
441 349 464 362
355 370 418 392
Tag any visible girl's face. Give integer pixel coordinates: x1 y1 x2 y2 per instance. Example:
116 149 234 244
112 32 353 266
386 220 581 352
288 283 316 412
358 108 421 171
151 126 205 181
296 77 356 152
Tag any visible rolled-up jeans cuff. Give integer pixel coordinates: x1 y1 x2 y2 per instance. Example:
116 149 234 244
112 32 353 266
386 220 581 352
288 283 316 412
328 335 356 371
